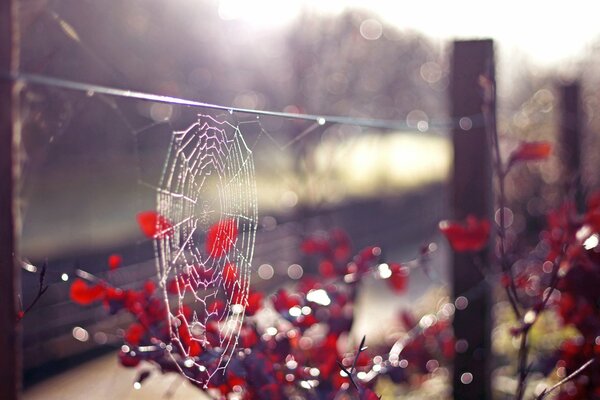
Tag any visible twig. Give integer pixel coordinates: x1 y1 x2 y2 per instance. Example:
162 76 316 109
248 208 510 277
337 335 369 392
480 75 561 400
514 244 567 400
515 331 530 400
337 361 360 391
527 245 566 328
16 262 48 321
481 75 522 320
351 335 367 374
535 359 594 400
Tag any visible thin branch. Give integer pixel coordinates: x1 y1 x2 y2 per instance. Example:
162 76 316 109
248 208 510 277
535 359 594 400
515 331 530 400
337 335 369 392
481 75 522 320
337 361 359 391
16 262 48 321
514 244 567 400
528 245 566 328
351 335 367 373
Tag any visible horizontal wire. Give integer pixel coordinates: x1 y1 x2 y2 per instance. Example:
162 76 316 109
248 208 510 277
2 71 473 133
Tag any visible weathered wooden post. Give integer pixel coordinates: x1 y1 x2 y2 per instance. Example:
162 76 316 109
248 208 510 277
560 82 583 211
450 39 494 400
0 0 21 398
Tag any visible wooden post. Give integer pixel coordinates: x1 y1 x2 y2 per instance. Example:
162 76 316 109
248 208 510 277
450 40 494 400
0 0 21 399
560 82 583 211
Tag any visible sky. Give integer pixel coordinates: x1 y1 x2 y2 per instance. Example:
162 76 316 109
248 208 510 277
217 0 600 66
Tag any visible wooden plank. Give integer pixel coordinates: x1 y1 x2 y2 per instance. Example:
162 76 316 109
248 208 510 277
0 0 21 398
450 39 494 400
560 82 583 210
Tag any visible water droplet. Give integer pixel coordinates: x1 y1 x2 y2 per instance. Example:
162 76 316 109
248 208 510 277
426 359 439 372
289 306 302 317
378 263 392 279
359 19 383 40
459 117 473 131
258 264 274 280
455 339 469 353
287 264 303 280
190 322 205 336
184 358 195 368
94 332 108 344
455 296 469 310
150 103 173 122
523 310 537 324
231 304 245 314
72 326 89 342
461 372 473 384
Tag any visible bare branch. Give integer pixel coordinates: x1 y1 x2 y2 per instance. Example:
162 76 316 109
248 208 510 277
337 335 370 393
17 262 49 321
536 359 594 400
337 360 359 391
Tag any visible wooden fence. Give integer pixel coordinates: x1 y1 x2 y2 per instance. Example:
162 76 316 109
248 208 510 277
450 39 494 400
1 0 21 399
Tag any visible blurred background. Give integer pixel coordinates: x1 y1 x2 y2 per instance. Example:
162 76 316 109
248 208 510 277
15 0 600 398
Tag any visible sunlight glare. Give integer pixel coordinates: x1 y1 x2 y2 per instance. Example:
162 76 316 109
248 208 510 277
218 0 302 26
217 0 600 65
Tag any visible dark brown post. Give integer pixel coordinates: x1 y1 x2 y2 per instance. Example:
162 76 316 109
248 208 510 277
450 40 494 400
560 82 583 211
0 0 21 399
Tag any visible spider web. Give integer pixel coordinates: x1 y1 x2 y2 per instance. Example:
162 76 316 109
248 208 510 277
153 113 258 386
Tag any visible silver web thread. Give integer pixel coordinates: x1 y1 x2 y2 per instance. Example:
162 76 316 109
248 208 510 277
154 114 258 386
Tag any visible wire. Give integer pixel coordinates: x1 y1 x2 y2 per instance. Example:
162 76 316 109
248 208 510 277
1 71 469 133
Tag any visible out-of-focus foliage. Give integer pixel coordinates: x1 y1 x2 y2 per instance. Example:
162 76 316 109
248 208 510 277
69 226 456 399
